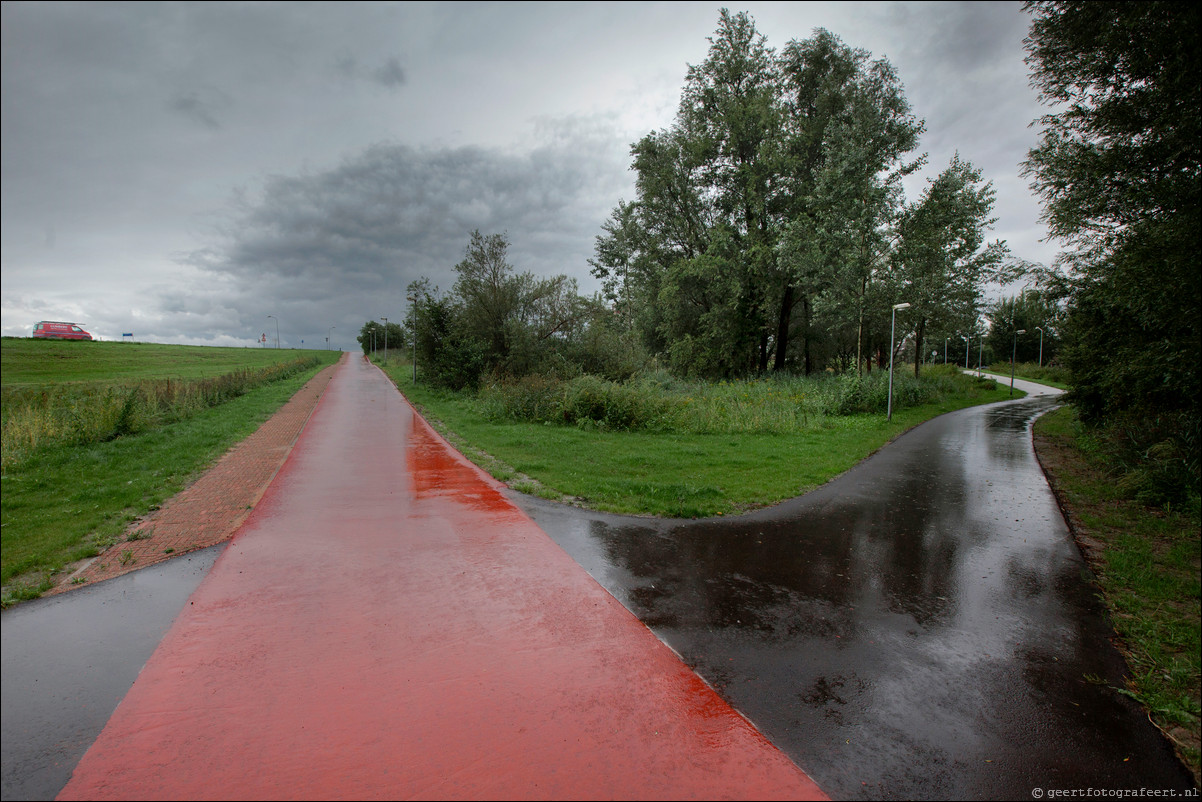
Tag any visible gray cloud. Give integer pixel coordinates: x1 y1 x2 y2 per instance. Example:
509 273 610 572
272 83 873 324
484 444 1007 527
168 87 233 129
157 117 630 346
331 52 407 89
371 57 406 88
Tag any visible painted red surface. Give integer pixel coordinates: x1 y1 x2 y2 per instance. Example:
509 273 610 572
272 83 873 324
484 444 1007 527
57 356 826 801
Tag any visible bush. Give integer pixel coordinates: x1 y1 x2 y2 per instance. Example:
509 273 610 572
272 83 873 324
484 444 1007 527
1104 410 1201 508
475 363 991 435
479 374 565 424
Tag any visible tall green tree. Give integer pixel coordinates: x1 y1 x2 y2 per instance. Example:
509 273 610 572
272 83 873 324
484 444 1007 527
1022 1 1200 423
592 11 928 378
894 154 1010 376
775 30 924 374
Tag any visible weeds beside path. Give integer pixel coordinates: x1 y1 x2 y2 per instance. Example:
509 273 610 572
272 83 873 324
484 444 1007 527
1 354 341 606
1033 406 1201 785
44 358 342 595
382 363 1017 518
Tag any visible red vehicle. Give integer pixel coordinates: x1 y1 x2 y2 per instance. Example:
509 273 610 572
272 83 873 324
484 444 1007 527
32 321 93 340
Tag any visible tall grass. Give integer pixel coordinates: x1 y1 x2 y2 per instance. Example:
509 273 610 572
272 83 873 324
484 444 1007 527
2 356 321 468
477 364 992 434
988 361 1071 386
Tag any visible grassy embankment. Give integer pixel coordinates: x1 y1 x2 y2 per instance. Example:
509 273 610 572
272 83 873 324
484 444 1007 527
379 360 1018 518
1034 406 1201 783
980 361 1071 390
1 338 340 605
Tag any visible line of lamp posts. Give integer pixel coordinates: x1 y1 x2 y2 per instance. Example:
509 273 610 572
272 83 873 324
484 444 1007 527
261 316 339 350
888 303 1045 419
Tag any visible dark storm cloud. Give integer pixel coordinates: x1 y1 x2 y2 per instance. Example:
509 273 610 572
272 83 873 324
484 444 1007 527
163 118 629 346
211 144 588 281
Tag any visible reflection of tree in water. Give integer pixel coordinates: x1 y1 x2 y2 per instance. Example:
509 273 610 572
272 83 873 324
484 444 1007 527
519 396 1189 799
588 441 978 641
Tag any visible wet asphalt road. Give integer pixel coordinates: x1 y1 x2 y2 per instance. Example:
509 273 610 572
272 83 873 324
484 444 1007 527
1 546 224 801
2 376 1194 800
510 382 1195 799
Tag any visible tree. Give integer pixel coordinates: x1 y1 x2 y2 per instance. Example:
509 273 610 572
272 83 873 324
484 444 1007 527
410 231 599 389
356 319 404 357
1022 1 1201 423
985 290 1064 365
592 12 928 378
775 29 924 374
893 154 1009 376
453 230 521 361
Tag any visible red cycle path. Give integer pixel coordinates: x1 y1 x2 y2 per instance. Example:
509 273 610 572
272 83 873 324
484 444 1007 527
57 355 826 801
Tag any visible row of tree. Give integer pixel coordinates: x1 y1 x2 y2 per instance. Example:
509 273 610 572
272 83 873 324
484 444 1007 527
1021 0 1199 430
366 13 1041 388
362 3 1197 502
589 11 1014 379
358 230 640 390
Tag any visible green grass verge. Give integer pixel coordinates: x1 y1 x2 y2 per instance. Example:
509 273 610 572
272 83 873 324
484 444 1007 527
1 354 338 604
980 361 1071 390
382 363 1020 518
1034 405 1201 781
1 337 322 386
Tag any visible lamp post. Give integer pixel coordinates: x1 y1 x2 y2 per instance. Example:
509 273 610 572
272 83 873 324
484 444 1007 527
944 338 949 364
407 295 418 383
887 302 910 421
379 318 388 365
327 326 335 351
1035 326 1044 368
963 335 970 370
267 315 279 349
1010 329 1026 397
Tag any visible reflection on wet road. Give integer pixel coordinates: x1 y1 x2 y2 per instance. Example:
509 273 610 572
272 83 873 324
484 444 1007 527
512 391 1194 799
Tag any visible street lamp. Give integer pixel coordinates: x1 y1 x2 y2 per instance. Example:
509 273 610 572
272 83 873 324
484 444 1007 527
327 326 335 351
407 295 418 383
1010 329 1026 397
963 335 970 370
1035 326 1044 368
887 302 910 421
379 317 388 365
267 315 279 349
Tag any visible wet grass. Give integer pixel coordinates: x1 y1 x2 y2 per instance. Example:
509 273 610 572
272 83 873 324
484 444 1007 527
382 362 1018 518
1034 405 1201 783
981 361 1071 390
1 343 339 605
1 337 317 386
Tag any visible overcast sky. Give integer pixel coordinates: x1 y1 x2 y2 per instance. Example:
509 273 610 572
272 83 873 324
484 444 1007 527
1 1 1057 348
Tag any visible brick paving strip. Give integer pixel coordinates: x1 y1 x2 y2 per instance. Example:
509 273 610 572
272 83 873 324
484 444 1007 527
48 357 343 594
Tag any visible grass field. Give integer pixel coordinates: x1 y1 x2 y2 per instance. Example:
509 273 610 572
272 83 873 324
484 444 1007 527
1 337 322 386
1 338 340 603
382 361 1020 517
